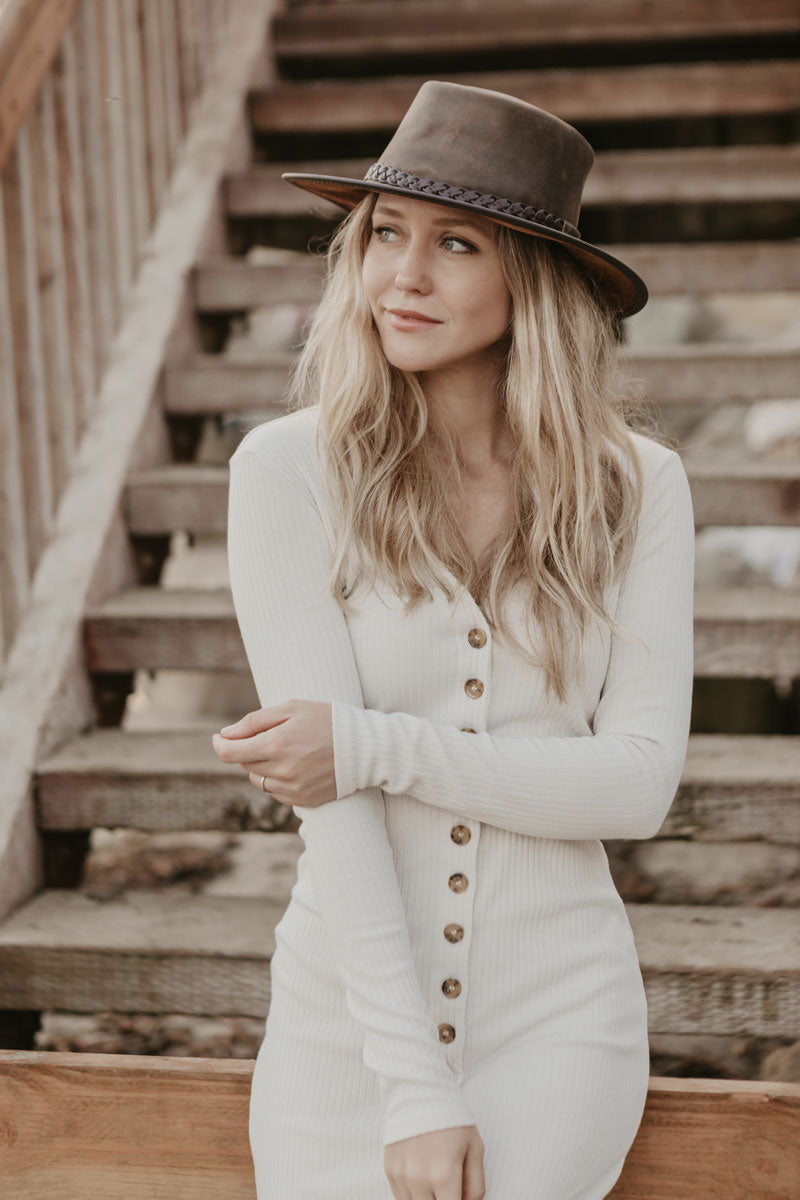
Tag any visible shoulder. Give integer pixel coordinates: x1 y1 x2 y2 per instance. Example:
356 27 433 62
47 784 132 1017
229 405 322 495
625 429 681 482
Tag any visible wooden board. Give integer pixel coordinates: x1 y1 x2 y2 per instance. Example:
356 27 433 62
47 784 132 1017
0 890 797 1033
82 584 800 678
0 1052 797 1199
272 0 800 60
162 347 800 413
225 146 800 217
251 61 800 131
121 458 800 534
34 730 800 844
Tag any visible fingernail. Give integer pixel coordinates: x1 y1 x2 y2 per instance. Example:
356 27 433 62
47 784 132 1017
220 723 238 734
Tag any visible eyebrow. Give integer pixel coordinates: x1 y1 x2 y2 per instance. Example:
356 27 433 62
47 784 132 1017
372 202 491 235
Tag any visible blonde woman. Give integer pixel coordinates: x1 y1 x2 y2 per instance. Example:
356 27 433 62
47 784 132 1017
212 81 695 1200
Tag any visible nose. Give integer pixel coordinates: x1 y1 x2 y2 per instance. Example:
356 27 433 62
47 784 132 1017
393 237 432 293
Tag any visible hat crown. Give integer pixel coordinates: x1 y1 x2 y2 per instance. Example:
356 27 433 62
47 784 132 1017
374 80 595 231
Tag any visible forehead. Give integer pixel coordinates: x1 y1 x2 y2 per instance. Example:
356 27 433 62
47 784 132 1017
371 194 495 237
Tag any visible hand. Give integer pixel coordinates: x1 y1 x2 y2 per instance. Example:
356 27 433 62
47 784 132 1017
210 700 336 808
384 1125 486 1200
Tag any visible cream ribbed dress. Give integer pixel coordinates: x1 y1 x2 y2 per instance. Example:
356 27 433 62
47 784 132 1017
226 403 695 1199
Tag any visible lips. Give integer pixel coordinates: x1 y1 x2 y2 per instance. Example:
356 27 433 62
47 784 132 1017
386 307 443 330
388 308 441 322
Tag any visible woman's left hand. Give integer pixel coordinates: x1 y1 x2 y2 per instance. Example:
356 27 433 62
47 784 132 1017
211 699 336 808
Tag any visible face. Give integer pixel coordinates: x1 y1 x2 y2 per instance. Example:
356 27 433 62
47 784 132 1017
361 193 512 378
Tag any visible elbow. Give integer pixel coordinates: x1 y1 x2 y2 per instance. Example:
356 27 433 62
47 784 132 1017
627 740 685 840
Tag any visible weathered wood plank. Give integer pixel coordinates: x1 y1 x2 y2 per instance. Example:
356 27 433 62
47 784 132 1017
0 1052 796 1200
36 727 299 833
192 253 327 309
0 890 277 1017
162 347 800 414
694 588 800 678
83 585 800 679
225 146 800 218
0 891 796 1033
251 61 800 132
121 458 800 534
192 243 800 312
272 0 800 61
34 729 800 844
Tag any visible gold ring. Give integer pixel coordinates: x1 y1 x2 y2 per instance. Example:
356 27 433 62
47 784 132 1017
260 775 269 793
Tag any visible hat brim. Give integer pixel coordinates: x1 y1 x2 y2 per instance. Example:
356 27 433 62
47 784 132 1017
281 172 648 319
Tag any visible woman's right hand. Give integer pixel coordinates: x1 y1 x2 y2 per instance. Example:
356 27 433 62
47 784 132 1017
384 1124 486 1199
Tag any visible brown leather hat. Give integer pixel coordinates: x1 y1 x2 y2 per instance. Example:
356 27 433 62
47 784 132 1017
282 79 648 319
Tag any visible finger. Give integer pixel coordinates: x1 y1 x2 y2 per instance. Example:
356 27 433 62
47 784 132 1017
219 703 291 738
462 1139 486 1200
211 731 269 763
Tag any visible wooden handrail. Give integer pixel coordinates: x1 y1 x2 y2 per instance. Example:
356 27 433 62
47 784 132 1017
1 1052 798 1198
0 0 79 173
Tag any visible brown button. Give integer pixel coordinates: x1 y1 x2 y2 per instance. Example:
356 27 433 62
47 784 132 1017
449 872 468 893
461 726 476 733
442 978 462 999
444 923 464 943
451 824 471 846
464 678 484 699
468 627 487 648
438 1023 456 1043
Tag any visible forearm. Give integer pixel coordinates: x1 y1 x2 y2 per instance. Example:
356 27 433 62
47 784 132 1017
331 702 686 840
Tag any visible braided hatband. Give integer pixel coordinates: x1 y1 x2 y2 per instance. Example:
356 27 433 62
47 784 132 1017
363 162 581 239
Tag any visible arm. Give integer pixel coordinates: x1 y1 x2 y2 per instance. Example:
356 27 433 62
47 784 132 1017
331 450 694 841
226 443 476 1147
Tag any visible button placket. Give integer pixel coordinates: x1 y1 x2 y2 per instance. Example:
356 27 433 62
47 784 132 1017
438 620 489 1074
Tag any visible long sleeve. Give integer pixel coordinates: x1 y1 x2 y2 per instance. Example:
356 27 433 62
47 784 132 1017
331 449 695 841
226 442 477 1147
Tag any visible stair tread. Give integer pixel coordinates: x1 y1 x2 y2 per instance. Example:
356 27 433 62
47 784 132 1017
193 243 800 307
0 889 795 973
226 146 800 217
251 61 800 129
272 0 800 56
35 728 800 787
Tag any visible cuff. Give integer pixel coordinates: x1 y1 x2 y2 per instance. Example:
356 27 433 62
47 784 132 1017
331 698 371 799
381 1079 477 1147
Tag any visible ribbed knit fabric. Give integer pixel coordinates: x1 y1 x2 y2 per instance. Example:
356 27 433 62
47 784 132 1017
226 404 695 1199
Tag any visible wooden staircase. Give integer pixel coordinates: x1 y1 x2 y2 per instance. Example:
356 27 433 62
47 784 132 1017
1 1 800 1196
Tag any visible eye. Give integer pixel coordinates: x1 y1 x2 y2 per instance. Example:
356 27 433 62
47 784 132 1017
371 224 476 254
442 234 476 254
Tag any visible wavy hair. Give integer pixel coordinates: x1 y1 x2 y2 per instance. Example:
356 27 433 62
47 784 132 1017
284 190 673 703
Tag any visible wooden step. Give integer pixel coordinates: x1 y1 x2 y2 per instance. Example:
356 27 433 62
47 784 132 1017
123 458 800 535
192 253 326 311
225 146 800 217
0 889 795 1033
251 62 800 132
2 1053 797 1200
84 585 800 678
35 729 299 833
35 730 800 843
272 0 800 64
162 347 800 415
193 243 800 313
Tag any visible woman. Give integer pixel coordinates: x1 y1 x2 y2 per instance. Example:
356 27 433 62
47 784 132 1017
212 81 695 1199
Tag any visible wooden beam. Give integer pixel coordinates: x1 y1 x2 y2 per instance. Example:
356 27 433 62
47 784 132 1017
251 61 800 132
272 0 800 61
33 729 800 844
0 0 81 173
0 1052 796 1199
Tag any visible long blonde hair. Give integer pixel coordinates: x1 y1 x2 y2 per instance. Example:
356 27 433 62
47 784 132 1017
285 190 672 703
